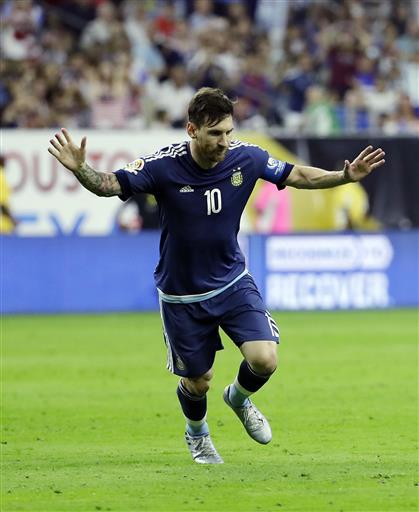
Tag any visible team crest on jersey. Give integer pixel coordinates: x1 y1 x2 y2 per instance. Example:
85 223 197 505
231 170 243 186
123 158 144 175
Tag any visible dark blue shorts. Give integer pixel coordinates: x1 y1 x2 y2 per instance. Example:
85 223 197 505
159 274 280 377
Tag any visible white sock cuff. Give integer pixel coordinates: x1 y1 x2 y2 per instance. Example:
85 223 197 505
185 415 207 426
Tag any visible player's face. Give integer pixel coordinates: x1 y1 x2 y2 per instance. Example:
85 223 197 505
191 116 234 164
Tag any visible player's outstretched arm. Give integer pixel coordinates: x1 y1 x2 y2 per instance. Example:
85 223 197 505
48 128 121 197
284 145 385 189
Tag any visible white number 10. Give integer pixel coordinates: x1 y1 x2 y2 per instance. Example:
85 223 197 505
204 189 222 215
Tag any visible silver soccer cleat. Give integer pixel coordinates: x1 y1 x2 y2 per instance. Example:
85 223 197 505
184 432 224 464
223 385 272 444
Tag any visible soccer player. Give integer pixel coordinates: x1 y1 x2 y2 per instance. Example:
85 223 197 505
48 88 385 464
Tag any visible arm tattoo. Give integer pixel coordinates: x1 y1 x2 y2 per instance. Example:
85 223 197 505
74 162 122 197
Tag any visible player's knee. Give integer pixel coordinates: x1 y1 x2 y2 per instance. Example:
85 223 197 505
184 368 213 396
248 352 277 376
188 378 210 395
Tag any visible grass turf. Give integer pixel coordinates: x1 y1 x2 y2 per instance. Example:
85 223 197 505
1 310 418 511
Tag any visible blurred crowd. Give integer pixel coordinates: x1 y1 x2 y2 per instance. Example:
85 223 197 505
1 0 419 135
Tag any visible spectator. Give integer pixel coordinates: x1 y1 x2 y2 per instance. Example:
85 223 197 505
88 60 132 129
123 1 150 52
354 56 376 91
342 82 370 133
400 51 419 110
81 1 118 49
0 0 43 61
49 0 95 38
237 51 273 127
327 34 360 100
187 22 237 92
303 85 339 136
152 64 195 128
255 0 289 65
281 52 316 132
189 0 218 34
1 0 418 134
41 15 73 66
379 94 419 135
364 76 400 128
153 1 177 41
282 24 307 61
168 18 197 63
396 20 419 58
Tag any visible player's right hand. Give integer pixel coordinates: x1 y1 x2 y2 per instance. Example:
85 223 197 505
48 128 87 173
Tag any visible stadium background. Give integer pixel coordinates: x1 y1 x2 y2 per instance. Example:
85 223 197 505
1 0 418 511
2 0 419 313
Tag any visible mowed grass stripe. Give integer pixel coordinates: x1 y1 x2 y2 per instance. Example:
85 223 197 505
2 310 417 511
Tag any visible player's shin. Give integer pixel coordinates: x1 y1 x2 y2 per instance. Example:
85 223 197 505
228 360 273 407
176 379 209 437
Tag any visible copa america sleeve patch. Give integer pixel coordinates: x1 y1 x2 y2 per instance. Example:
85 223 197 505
262 157 294 188
123 158 145 175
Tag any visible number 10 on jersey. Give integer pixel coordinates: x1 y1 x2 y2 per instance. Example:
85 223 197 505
204 189 222 215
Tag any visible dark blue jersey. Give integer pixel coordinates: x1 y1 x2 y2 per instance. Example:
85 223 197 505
114 141 293 296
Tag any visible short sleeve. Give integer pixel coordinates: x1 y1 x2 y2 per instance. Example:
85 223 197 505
260 156 294 190
113 157 157 201
246 144 294 190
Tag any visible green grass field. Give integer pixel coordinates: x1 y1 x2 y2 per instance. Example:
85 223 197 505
2 310 418 511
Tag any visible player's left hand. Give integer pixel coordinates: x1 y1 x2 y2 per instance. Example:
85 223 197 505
343 146 385 182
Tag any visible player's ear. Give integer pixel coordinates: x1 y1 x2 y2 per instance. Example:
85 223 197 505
187 122 198 139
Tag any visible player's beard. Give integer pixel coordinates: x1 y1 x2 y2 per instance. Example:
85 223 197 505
214 147 228 161
200 145 227 166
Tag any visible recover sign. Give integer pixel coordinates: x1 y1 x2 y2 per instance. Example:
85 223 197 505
263 233 418 310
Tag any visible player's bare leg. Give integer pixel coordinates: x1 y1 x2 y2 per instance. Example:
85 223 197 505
177 368 223 464
224 341 277 444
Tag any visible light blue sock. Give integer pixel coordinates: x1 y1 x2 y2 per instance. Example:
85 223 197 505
186 417 209 437
228 381 250 408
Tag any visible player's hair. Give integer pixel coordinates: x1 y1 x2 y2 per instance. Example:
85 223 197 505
188 88 234 127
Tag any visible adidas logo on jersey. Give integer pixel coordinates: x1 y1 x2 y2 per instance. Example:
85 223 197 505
179 185 194 193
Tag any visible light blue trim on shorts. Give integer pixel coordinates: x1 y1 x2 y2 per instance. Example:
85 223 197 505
158 269 249 304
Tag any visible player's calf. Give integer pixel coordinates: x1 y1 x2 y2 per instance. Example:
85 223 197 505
177 370 218 461
224 345 276 444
